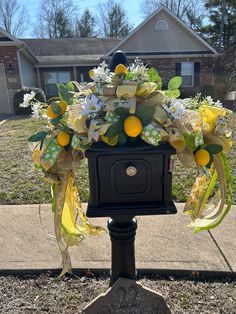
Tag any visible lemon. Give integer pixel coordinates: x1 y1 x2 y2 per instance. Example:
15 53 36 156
57 131 70 147
89 69 94 79
57 100 67 114
194 148 210 167
115 64 128 76
124 116 142 137
46 105 58 119
47 101 67 119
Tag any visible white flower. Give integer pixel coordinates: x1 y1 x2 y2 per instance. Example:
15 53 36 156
20 91 36 108
31 103 41 119
163 99 185 120
82 95 104 115
90 61 112 84
128 58 149 82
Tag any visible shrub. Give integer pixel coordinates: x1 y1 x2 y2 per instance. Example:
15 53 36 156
13 87 46 115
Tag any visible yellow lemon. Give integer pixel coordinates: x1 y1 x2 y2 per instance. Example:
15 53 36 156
115 64 128 76
89 69 95 79
194 148 210 167
56 131 70 147
57 100 67 114
46 104 59 119
124 116 142 137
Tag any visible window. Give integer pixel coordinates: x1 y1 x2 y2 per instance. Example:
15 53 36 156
44 71 71 95
181 62 194 87
155 20 168 31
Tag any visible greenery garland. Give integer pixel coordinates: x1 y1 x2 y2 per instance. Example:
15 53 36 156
22 59 233 274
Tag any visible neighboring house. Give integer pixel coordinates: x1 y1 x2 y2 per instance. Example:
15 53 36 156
0 6 217 114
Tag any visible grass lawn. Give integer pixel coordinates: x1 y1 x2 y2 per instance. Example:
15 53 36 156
0 114 235 205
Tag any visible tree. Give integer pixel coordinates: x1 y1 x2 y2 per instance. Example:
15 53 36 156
34 0 75 38
0 0 29 36
140 0 205 34
202 0 236 51
75 9 96 37
97 0 133 38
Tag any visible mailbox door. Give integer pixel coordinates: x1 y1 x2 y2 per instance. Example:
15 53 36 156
98 154 164 204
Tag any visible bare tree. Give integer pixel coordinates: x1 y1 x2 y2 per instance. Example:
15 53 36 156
0 0 29 36
34 0 76 38
140 0 205 33
97 0 133 38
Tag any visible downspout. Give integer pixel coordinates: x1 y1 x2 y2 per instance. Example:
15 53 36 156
16 44 25 89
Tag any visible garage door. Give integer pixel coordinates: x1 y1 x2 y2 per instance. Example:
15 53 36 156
0 64 11 114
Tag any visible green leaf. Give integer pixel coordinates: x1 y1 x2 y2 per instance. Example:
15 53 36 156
183 132 197 152
148 67 159 82
165 89 180 98
124 72 135 80
105 121 123 138
50 115 63 125
168 76 182 90
57 83 73 105
118 133 127 146
66 81 75 92
156 75 162 90
206 144 223 155
51 101 61 115
28 131 48 142
135 105 155 126
114 107 129 117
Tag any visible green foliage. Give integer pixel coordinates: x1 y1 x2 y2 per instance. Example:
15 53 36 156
135 105 155 126
118 133 127 146
57 82 74 105
165 89 181 98
114 107 129 117
51 102 62 115
183 132 198 152
203 0 236 50
28 131 48 142
105 121 122 138
76 9 96 37
206 144 223 155
168 76 182 90
99 1 133 38
147 67 162 89
13 87 46 115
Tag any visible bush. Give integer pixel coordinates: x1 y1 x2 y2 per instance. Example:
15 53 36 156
200 85 216 98
13 87 46 115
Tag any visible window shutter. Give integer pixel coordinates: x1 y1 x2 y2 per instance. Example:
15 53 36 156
194 62 200 86
175 63 181 76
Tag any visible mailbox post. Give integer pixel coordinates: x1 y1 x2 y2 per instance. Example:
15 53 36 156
85 140 176 285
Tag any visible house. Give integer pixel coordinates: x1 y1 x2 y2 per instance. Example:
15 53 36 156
0 6 217 114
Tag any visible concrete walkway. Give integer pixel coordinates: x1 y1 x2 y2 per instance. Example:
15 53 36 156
0 203 235 276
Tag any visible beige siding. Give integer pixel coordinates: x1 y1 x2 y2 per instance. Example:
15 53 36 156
119 11 209 53
19 52 37 87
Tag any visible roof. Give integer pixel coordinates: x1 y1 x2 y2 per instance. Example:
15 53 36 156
22 38 121 66
106 6 217 58
0 27 21 42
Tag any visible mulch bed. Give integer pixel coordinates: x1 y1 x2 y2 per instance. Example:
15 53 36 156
0 272 235 313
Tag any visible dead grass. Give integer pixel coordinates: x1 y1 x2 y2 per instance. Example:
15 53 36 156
0 114 235 205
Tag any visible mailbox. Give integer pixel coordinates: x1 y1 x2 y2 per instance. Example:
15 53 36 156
85 140 177 217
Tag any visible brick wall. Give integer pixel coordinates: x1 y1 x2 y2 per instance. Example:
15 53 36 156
145 57 214 97
0 46 21 90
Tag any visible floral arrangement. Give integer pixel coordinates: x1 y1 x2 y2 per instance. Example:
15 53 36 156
23 59 233 275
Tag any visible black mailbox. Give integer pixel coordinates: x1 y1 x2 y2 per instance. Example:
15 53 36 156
85 140 177 217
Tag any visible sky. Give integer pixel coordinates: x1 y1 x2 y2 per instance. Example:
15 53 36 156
21 0 145 38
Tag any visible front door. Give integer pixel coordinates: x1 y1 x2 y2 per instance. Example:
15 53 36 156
0 64 11 114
